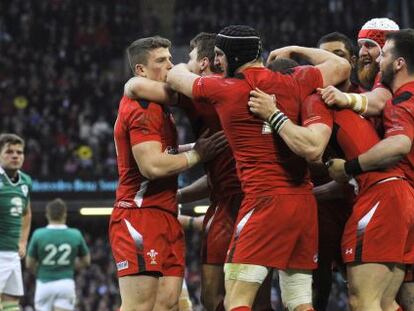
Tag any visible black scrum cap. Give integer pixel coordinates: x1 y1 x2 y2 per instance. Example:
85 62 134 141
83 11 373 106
215 25 262 77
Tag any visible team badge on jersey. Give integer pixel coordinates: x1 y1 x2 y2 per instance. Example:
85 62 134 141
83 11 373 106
147 249 158 265
21 185 28 197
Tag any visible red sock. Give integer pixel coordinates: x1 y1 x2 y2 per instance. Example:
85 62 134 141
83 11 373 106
230 307 251 311
215 301 225 311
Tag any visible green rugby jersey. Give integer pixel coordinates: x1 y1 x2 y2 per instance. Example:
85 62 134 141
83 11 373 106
27 225 89 282
0 166 32 251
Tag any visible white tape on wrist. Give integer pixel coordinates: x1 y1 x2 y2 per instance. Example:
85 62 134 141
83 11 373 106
184 150 200 168
345 93 368 114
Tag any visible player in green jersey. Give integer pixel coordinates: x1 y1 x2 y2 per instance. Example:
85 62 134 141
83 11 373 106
26 198 90 311
0 133 32 311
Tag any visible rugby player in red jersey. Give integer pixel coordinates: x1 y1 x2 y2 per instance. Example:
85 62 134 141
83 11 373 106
318 18 399 117
328 29 414 311
109 36 227 311
312 31 358 311
251 83 414 311
167 25 350 311
124 32 272 311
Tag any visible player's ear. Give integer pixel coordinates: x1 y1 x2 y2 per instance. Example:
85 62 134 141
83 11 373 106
200 57 209 72
135 64 147 77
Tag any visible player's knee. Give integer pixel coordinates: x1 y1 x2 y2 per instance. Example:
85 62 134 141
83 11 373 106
156 292 180 311
224 263 269 283
279 269 313 311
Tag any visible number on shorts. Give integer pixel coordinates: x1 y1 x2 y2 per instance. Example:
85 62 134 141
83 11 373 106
42 243 72 265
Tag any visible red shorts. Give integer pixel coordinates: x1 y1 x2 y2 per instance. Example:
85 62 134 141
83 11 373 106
109 208 185 278
342 179 414 264
226 193 318 270
201 193 243 264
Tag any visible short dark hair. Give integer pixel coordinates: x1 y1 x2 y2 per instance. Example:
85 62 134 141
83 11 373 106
46 198 67 221
267 58 299 73
190 32 221 73
0 133 25 152
386 29 414 74
127 36 171 71
317 32 357 57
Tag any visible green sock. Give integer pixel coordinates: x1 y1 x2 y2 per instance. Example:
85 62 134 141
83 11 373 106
1 301 20 311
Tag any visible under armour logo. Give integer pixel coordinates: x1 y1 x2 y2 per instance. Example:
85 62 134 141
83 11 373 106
147 249 158 265
345 248 353 255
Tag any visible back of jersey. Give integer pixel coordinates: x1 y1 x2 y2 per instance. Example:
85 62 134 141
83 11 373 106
28 225 89 282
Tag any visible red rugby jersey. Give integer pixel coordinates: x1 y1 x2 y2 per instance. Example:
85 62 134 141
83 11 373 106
113 96 178 214
192 66 323 196
302 94 403 195
383 81 414 187
179 95 242 200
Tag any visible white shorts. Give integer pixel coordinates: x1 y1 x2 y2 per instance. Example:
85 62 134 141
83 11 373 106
0 251 24 296
35 279 76 311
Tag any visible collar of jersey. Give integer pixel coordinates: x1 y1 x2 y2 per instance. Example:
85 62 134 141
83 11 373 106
46 224 68 229
0 166 21 186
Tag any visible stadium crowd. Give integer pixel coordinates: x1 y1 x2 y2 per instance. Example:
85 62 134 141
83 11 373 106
0 0 400 180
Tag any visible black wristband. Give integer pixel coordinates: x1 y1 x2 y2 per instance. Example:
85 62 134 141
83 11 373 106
344 158 363 176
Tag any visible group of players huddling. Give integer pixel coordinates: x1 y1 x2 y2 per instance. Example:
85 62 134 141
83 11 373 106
109 16 414 311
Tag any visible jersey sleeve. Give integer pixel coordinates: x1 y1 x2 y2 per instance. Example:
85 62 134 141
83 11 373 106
27 231 38 259
301 93 333 128
292 66 324 102
128 106 162 146
192 75 222 102
383 101 414 140
76 230 89 257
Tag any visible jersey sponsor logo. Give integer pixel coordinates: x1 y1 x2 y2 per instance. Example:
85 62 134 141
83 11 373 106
345 248 353 255
21 185 28 197
147 249 158 265
116 260 129 271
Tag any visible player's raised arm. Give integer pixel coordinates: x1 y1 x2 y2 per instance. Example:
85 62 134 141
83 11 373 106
267 46 351 87
124 76 177 105
318 83 391 116
167 63 200 99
